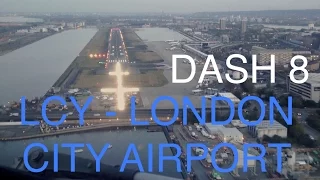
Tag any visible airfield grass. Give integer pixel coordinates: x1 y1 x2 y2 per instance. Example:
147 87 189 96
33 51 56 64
71 28 168 89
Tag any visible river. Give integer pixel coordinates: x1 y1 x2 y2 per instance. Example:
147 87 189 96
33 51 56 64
0 128 182 178
0 27 183 179
0 28 97 105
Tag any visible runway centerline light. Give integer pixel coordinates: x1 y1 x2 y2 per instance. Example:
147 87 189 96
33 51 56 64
100 62 139 111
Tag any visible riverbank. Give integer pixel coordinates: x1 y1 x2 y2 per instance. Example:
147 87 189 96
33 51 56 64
1 123 158 141
52 27 108 90
0 32 55 56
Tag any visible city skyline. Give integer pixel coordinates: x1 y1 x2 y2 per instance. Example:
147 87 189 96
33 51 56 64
1 0 320 13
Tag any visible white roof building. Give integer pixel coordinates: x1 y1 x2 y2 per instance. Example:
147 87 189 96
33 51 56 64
248 120 287 139
218 92 240 106
287 73 320 102
231 120 248 128
236 149 256 168
204 123 243 143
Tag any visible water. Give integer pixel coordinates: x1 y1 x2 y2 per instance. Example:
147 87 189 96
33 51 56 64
0 28 97 104
0 129 182 178
0 16 43 23
135 27 191 42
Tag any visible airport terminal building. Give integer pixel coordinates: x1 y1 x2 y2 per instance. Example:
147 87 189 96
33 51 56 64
286 73 320 102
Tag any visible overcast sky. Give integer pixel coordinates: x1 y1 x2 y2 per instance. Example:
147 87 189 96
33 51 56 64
1 0 320 13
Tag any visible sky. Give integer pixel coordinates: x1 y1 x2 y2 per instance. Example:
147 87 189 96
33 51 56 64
1 0 320 13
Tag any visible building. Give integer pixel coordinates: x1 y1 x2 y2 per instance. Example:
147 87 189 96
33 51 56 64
233 149 257 176
204 124 244 143
220 18 226 30
294 60 320 71
66 23 75 28
247 120 287 139
173 17 184 24
218 92 240 106
241 18 247 33
221 34 229 43
251 46 293 65
16 29 29 34
308 23 315 30
183 28 192 32
307 60 320 71
287 73 320 102
231 120 247 128
256 18 263 23
265 18 270 23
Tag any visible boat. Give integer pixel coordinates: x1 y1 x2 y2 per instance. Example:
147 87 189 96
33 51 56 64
108 145 112 149
75 149 83 153
207 170 222 180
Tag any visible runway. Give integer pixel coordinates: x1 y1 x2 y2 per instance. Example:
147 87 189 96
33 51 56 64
107 28 128 63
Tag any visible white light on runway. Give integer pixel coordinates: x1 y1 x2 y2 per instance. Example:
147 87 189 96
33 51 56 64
101 62 139 111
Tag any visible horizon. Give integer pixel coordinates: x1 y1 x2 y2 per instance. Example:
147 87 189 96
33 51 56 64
1 0 320 13
1 8 320 16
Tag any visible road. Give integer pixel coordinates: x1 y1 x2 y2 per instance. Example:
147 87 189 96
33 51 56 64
1 109 181 122
173 125 210 180
107 28 128 63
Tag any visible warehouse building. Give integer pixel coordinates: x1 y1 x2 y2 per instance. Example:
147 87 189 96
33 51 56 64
286 73 320 102
217 92 240 107
204 123 243 143
247 120 287 139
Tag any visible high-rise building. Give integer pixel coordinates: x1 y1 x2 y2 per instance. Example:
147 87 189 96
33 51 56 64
241 18 247 33
220 18 226 30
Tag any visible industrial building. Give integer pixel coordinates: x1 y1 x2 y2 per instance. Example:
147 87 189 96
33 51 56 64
247 120 287 139
231 120 247 128
204 123 244 143
287 73 320 102
251 46 293 66
233 149 257 176
217 92 240 106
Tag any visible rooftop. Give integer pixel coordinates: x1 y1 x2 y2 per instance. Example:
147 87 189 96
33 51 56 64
293 73 320 86
252 46 293 53
205 123 243 137
218 92 240 103
255 120 287 130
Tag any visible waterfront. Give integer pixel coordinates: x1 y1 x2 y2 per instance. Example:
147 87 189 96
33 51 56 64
0 28 97 104
261 24 319 30
0 128 182 178
0 16 43 23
